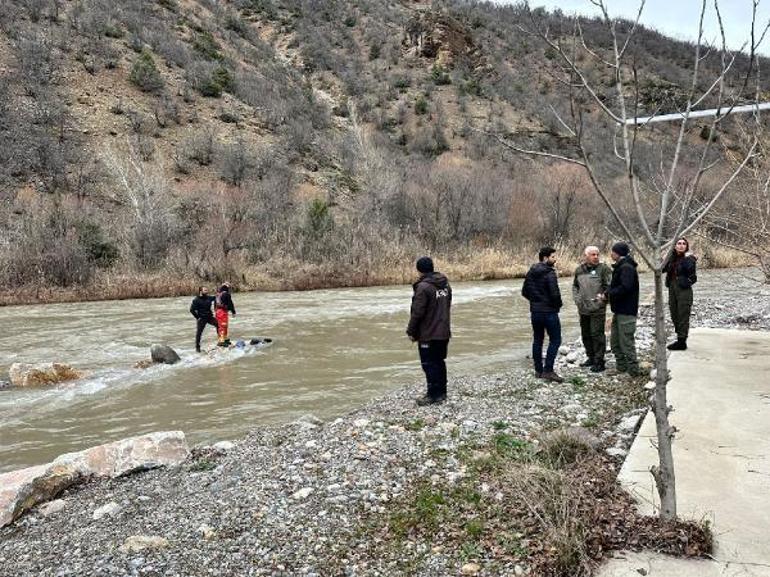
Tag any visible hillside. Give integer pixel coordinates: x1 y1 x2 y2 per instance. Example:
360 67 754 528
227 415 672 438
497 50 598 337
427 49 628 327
0 0 761 301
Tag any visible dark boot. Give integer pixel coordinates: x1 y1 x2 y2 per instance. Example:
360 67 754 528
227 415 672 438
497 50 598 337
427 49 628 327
541 371 564 383
667 338 687 351
590 362 606 373
416 394 447 406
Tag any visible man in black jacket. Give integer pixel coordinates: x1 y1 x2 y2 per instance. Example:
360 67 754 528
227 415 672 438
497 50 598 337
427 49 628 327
522 247 564 382
406 256 452 406
607 242 641 376
190 286 217 352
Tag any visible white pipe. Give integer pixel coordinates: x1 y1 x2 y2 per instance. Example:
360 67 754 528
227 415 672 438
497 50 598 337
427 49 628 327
623 101 770 125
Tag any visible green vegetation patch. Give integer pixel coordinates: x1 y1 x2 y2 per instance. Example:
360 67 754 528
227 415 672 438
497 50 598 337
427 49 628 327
193 31 223 61
130 49 164 93
414 95 429 115
431 64 451 85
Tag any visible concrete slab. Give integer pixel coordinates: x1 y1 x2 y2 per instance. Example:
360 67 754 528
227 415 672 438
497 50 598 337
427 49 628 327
599 328 770 577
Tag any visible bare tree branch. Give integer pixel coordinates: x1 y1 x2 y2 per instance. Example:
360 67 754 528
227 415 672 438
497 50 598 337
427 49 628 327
480 130 587 167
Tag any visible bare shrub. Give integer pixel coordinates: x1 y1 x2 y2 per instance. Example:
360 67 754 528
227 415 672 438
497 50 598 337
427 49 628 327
0 197 117 288
408 122 449 158
184 126 218 166
219 137 254 186
153 95 180 128
15 27 58 96
136 134 155 161
101 141 177 269
281 118 314 157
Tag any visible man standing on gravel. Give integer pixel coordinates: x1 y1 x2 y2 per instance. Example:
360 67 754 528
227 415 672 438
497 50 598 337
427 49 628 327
407 256 452 406
522 247 564 383
606 242 641 377
572 245 612 372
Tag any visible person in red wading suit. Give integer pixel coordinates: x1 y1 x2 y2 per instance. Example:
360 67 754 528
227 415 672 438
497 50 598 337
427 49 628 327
215 282 236 346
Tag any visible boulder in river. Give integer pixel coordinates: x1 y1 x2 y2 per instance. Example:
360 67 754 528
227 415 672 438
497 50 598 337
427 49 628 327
0 431 189 528
8 362 82 388
150 344 180 365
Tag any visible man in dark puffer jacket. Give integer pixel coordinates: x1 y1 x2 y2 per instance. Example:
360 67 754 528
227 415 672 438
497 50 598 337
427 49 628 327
522 247 564 382
607 242 641 376
407 256 452 406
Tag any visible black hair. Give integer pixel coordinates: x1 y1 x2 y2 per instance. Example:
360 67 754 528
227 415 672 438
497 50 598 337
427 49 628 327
538 247 556 261
416 256 434 273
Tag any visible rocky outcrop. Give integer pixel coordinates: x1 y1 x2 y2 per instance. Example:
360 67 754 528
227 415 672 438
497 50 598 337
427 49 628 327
0 431 189 528
150 344 180 365
403 10 485 70
8 362 83 387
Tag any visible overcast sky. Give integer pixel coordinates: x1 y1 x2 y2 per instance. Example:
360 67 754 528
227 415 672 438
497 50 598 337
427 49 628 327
495 1 770 54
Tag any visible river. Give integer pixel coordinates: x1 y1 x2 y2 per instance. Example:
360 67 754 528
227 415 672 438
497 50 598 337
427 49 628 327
0 278 582 472
27 260 736 473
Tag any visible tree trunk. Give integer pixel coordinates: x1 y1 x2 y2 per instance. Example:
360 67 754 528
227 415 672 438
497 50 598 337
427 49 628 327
651 269 677 520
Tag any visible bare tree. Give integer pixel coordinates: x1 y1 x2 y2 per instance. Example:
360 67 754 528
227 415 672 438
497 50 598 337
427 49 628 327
493 0 768 521
101 140 176 269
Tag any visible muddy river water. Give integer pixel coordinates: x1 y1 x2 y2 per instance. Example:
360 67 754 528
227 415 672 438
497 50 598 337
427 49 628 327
3 271 695 472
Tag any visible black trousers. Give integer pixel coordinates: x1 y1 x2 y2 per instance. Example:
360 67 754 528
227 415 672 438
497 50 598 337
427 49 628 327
195 316 218 351
418 340 449 399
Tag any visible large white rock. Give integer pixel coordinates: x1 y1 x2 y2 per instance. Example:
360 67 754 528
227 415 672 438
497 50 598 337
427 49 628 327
618 414 643 433
0 431 189 528
292 487 314 500
38 499 67 517
119 535 169 553
211 441 235 453
93 501 121 520
8 362 82 387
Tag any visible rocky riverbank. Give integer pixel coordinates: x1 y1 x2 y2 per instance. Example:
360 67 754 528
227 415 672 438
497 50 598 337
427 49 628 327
1 272 766 577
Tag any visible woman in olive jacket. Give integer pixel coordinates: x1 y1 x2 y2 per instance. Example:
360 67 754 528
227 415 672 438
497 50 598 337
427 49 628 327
663 237 697 350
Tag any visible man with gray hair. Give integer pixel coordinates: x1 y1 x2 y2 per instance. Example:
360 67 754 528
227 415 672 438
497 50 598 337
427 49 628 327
572 245 612 372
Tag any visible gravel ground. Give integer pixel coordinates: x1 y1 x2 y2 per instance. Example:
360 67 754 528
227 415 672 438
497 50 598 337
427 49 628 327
687 268 770 331
1 270 767 577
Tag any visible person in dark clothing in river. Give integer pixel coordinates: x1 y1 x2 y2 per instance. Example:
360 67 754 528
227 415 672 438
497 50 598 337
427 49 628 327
663 237 698 351
215 282 237 347
522 247 564 383
406 256 452 406
190 286 217 353
606 242 641 376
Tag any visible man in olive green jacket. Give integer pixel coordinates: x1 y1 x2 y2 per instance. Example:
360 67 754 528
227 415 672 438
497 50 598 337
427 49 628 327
572 246 612 372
